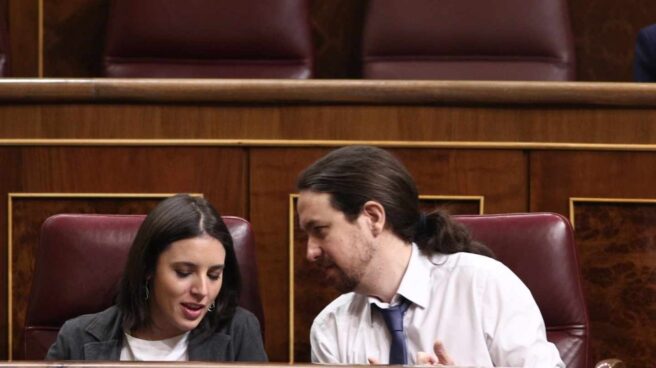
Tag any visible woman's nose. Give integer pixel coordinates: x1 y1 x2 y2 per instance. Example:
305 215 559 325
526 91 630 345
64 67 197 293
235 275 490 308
190 276 209 297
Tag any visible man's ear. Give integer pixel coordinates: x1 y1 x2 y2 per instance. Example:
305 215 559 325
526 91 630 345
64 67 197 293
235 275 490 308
361 200 386 236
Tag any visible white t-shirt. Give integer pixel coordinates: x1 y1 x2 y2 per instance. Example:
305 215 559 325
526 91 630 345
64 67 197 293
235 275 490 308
310 243 564 368
120 331 190 361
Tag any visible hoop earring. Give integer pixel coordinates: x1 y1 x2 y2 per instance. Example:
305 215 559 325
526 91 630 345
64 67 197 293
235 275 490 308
208 302 215 312
144 282 150 301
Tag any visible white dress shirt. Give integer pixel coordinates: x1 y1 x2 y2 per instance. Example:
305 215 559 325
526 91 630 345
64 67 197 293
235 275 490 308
310 243 564 367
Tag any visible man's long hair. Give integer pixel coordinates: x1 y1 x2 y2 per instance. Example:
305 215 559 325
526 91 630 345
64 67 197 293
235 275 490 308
297 146 494 258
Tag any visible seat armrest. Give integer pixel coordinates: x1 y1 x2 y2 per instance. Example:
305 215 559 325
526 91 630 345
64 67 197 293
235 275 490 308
595 358 625 368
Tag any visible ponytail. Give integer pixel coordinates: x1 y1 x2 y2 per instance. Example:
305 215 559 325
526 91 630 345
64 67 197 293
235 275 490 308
414 210 495 258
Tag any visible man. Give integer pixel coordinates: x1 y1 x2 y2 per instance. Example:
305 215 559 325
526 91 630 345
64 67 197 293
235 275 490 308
296 145 564 367
635 24 656 82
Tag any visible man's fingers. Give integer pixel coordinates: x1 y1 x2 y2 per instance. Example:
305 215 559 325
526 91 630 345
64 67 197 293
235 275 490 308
417 351 439 365
433 340 455 365
367 357 381 365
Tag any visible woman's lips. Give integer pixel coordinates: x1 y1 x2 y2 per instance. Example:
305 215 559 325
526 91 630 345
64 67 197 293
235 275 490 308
181 303 205 320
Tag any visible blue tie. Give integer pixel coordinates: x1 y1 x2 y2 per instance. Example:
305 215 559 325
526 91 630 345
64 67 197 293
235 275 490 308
375 300 410 364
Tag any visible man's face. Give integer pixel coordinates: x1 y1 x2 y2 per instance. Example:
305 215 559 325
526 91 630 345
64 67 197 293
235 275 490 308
297 191 375 293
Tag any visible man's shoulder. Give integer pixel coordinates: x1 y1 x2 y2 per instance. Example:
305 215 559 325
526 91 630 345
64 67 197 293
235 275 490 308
435 251 506 273
312 292 367 328
639 24 656 38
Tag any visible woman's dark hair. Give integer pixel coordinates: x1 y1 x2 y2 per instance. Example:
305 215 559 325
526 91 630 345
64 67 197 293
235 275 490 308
297 145 494 258
117 194 241 333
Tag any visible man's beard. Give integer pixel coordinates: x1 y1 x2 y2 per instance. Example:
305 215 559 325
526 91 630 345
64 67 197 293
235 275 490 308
321 260 359 293
318 239 374 294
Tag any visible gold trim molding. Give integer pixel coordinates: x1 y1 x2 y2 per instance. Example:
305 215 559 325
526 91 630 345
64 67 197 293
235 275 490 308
6 192 201 360
569 197 656 229
287 193 483 362
1 139 656 152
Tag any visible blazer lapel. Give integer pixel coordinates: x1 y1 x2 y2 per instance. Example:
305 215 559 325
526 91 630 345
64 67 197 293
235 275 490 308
84 306 124 360
83 340 122 360
188 330 232 361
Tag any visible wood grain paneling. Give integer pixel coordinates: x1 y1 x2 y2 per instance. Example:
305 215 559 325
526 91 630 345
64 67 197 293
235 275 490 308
7 0 38 76
572 201 656 368
250 148 526 361
531 151 656 366
530 151 656 214
569 0 656 81
9 196 165 359
42 0 110 77
2 82 656 145
310 0 366 78
0 148 21 358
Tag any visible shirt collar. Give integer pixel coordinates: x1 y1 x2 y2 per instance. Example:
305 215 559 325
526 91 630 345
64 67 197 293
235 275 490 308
396 242 431 309
366 243 431 324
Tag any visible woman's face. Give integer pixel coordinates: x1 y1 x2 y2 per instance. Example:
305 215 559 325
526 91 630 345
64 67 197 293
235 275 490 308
143 234 226 340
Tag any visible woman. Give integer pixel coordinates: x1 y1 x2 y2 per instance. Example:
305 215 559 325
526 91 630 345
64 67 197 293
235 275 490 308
46 194 267 361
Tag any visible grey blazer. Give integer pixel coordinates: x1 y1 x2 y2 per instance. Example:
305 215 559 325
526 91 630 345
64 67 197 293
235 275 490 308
46 305 268 361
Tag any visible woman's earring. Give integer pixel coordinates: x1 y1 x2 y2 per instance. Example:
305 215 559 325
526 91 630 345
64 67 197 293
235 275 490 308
208 302 215 312
144 282 150 301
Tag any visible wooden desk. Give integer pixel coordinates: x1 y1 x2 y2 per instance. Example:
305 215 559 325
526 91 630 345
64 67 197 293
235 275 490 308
0 80 653 367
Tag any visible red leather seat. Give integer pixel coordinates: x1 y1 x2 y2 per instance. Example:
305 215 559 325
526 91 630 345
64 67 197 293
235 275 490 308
23 214 264 359
453 213 587 368
102 0 313 78
362 0 575 80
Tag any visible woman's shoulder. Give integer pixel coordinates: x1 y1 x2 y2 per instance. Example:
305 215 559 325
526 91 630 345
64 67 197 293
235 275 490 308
62 305 120 328
227 307 261 331
46 306 122 360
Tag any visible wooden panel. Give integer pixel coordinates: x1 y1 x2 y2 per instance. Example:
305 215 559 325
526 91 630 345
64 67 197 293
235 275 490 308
2 100 656 146
250 148 526 362
572 201 656 368
7 0 38 76
0 146 247 359
310 0 366 78
10 196 165 359
569 0 656 81
42 0 110 77
4 80 656 107
530 151 656 365
0 148 21 358
530 151 656 214
291 196 482 362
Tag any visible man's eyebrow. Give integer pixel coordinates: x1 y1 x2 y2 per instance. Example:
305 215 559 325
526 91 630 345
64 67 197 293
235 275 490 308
300 219 317 231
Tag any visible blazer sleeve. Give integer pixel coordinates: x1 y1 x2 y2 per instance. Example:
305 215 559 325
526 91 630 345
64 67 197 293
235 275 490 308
45 320 74 360
231 308 268 362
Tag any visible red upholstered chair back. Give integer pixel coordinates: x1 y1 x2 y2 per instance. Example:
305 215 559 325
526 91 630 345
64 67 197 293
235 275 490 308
362 0 575 80
453 213 588 368
102 0 313 78
23 214 264 360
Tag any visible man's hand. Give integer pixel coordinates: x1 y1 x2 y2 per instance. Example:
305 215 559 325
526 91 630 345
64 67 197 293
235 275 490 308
367 357 381 364
416 340 455 366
